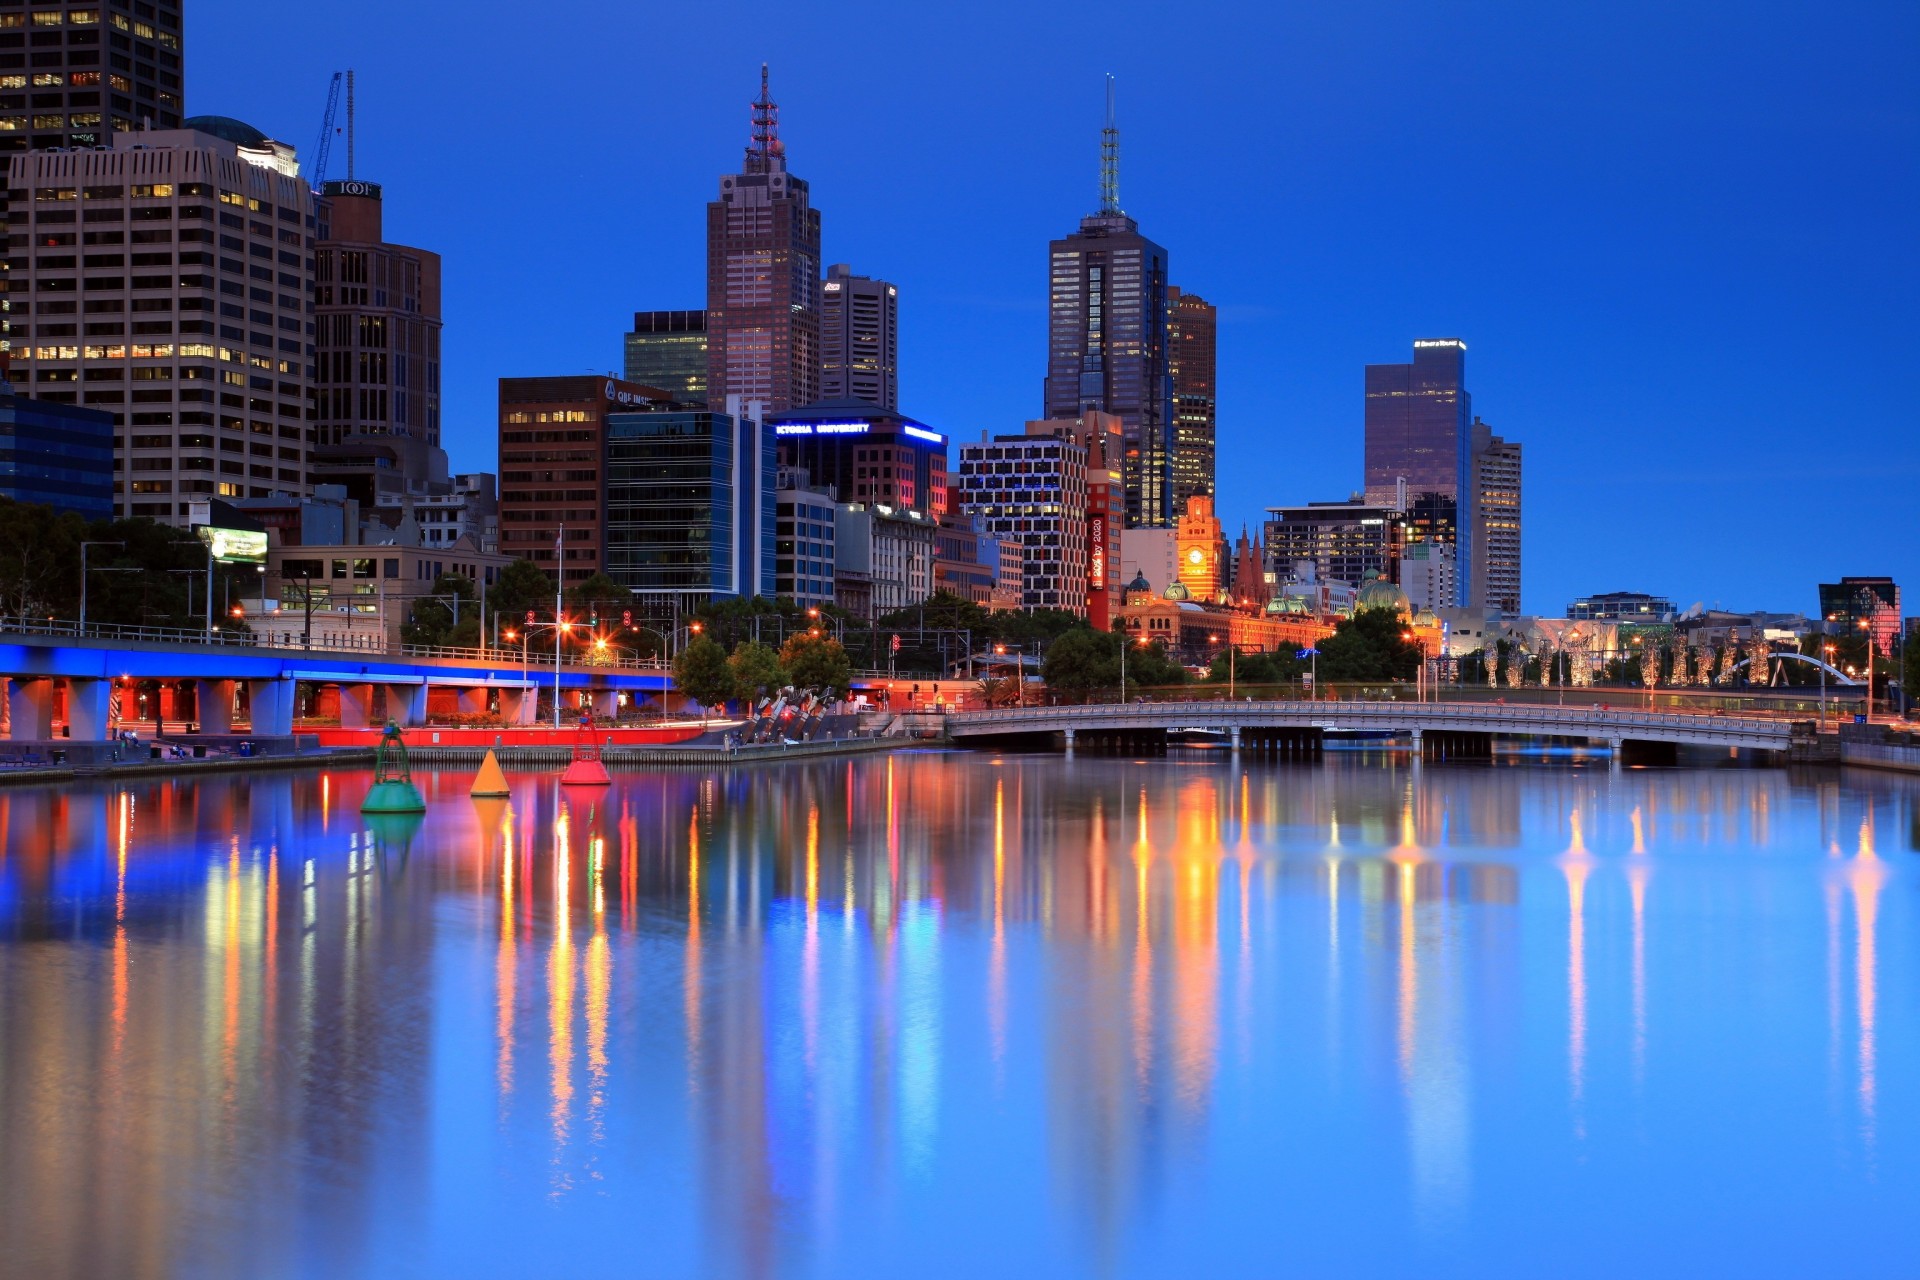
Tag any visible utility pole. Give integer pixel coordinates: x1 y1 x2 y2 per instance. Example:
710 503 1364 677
79 541 127 632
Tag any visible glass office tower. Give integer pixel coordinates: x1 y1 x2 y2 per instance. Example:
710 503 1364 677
1364 338 1471 603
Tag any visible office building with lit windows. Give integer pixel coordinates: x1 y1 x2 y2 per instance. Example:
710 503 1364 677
821 264 897 410
774 467 837 608
955 429 1090 615
705 66 820 414
0 370 113 517
624 309 706 406
768 398 947 517
495 374 669 584
1470 418 1521 613
1263 498 1410 595
1167 285 1214 513
1364 338 1471 602
6 121 315 524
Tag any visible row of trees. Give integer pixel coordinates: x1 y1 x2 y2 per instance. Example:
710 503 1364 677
669 630 854 713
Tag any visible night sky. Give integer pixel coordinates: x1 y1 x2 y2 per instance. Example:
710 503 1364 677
193 0 1918 617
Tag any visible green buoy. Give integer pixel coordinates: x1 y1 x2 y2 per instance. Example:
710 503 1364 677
362 721 427 814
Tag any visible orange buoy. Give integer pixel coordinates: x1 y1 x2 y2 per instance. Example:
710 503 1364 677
470 748 511 798
559 709 612 786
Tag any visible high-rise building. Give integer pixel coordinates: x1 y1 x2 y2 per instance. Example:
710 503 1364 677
821 264 897 410
834 502 935 619
1264 498 1410 593
604 397 775 606
1042 79 1173 529
705 65 820 414
1364 338 1471 601
1470 418 1521 613
7 122 315 525
1400 541 1457 613
1022 410 1121 627
312 180 440 454
624 310 706 406
774 467 836 608
767 398 947 517
0 2 186 360
495 375 668 584
1167 285 1215 513
955 429 1090 615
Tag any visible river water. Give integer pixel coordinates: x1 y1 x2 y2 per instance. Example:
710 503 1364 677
0 750 1915 1278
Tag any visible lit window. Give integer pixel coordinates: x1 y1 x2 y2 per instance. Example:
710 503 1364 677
31 11 65 27
31 73 64 87
70 10 100 24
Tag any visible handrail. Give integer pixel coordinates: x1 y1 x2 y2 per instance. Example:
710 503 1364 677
946 699 1797 738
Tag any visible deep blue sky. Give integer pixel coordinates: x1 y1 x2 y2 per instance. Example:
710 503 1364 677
195 0 1918 617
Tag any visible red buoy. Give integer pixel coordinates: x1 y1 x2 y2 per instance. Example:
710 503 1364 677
559 708 612 786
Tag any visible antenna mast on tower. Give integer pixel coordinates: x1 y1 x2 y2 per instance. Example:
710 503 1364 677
1099 73 1121 214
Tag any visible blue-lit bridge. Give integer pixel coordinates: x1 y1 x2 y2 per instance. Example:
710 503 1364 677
946 699 1810 759
0 623 674 743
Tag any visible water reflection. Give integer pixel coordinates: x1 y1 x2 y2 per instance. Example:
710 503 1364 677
0 756 1915 1277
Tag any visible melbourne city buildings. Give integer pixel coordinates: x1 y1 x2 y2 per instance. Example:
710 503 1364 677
820 264 897 410
1167 285 1215 515
1363 338 1471 602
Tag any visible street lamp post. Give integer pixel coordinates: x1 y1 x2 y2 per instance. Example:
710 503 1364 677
1821 641 1834 730
1859 617 1875 723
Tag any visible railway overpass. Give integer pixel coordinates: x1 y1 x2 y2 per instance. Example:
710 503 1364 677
945 699 1808 759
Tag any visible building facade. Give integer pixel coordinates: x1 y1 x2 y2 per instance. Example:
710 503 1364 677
8 124 315 525
1400 540 1457 613
604 400 775 606
496 375 667 584
705 66 819 414
1167 285 1215 514
1819 577 1902 656
955 430 1090 615
834 501 934 619
1175 492 1224 603
1567 591 1675 622
774 469 836 607
624 309 706 406
1264 499 1410 596
821 264 896 409
0 372 112 516
1042 92 1172 529
768 398 947 516
1471 418 1521 613
1364 338 1470 601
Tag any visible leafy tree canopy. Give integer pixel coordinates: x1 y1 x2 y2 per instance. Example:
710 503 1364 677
1316 606 1422 682
780 631 852 692
671 634 734 717
726 640 788 706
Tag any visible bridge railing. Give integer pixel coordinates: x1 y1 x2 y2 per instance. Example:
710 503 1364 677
948 699 1796 735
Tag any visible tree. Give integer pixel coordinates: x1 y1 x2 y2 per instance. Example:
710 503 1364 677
1042 627 1118 701
780 630 852 691
0 498 85 621
489 559 557 646
402 573 478 647
726 640 788 706
671 634 734 720
1205 646 1303 686
1316 606 1422 682
567 572 630 625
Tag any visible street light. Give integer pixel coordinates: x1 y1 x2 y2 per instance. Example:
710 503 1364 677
1821 641 1835 730
1858 617 1876 723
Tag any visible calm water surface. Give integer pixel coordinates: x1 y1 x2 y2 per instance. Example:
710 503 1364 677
1 751 1916 1278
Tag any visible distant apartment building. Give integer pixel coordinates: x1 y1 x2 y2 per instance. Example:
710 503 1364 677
1470 418 1521 613
495 375 668 584
1263 499 1410 595
705 67 819 413
1167 285 1215 514
1819 576 1902 656
955 430 1090 615
1567 591 1675 622
835 501 934 619
624 309 706 406
821 264 897 409
7 122 316 524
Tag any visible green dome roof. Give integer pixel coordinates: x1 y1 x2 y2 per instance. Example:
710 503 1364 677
1265 594 1310 615
1164 581 1190 602
1356 571 1410 614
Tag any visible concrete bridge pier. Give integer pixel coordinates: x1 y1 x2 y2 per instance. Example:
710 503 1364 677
337 682 377 729
393 682 429 727
6 678 52 740
246 679 295 736
455 685 489 716
195 679 235 734
498 687 535 726
1608 738 1624 770
1230 726 1241 754
1064 727 1076 754
589 688 618 722
66 678 113 740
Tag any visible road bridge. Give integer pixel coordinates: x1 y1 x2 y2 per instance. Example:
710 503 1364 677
0 628 673 742
945 700 1805 759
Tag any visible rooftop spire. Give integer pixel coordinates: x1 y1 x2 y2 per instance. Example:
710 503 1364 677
747 62 783 170
1099 73 1121 214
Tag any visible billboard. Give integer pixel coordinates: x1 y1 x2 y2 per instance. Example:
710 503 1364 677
199 525 267 565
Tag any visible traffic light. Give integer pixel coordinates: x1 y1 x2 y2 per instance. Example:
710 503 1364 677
526 610 535 626
622 609 632 629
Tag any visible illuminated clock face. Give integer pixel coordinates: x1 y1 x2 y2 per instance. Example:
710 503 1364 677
1187 548 1204 565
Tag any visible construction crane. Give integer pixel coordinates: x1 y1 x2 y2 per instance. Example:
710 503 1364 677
309 71 343 194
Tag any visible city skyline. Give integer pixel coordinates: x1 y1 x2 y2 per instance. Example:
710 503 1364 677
190 0 1919 614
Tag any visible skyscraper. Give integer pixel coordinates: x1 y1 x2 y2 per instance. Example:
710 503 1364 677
705 65 820 414
1167 285 1215 513
1364 338 1471 602
821 264 897 409
1043 78 1173 529
624 310 706 406
1469 418 1521 613
7 121 315 525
